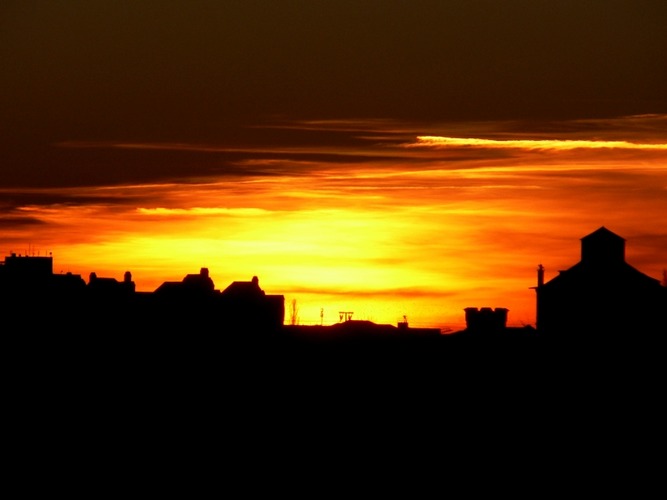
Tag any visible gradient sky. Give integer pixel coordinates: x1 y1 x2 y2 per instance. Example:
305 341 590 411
2 1 666 330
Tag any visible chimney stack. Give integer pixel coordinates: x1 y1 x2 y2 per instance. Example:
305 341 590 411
537 264 544 287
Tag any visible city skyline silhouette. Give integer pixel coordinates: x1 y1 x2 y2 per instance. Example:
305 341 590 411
4 6 666 489
2 226 664 344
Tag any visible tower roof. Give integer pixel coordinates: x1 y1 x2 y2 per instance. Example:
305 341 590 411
580 226 626 265
581 226 625 244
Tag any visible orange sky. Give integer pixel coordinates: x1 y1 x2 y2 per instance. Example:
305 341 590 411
2 2 666 331
2 115 666 330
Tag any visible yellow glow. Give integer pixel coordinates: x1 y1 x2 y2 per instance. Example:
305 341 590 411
5 116 667 331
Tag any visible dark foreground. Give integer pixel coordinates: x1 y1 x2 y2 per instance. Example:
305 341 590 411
5 320 663 497
6 321 663 382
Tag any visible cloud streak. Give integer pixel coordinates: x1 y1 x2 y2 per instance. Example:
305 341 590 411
409 136 667 151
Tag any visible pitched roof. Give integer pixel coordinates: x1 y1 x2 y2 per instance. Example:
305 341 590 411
222 276 264 297
544 227 660 289
581 226 625 243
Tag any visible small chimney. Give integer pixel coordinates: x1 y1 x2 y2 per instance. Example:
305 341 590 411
537 264 544 287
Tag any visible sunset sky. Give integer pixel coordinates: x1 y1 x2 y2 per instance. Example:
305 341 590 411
2 1 666 330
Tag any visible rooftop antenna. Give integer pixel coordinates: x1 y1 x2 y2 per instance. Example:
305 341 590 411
339 311 353 322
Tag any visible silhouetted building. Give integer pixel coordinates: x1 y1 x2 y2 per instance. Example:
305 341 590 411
1 253 54 279
534 226 666 337
0 253 87 319
153 267 215 301
219 276 285 332
88 271 136 297
464 307 508 333
0 253 284 333
449 307 535 340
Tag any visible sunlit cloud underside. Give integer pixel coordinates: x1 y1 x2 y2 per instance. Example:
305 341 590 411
410 136 667 150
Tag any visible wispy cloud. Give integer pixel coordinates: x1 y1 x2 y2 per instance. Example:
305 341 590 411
137 207 271 217
408 136 667 151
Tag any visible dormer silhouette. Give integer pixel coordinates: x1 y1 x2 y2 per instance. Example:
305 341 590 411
222 276 265 298
182 267 215 292
153 267 216 301
87 270 136 295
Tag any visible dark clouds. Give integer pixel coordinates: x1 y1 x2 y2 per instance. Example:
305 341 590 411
2 0 667 189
